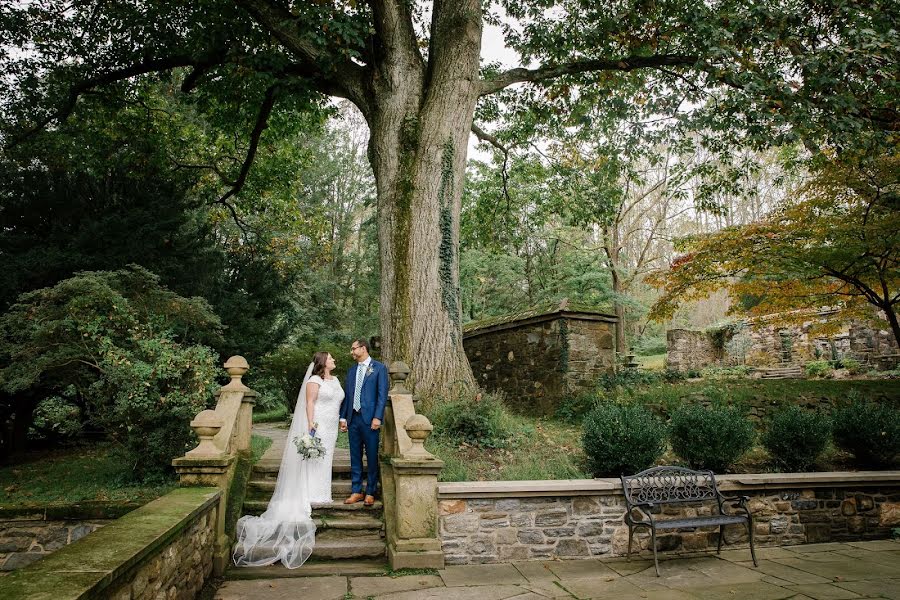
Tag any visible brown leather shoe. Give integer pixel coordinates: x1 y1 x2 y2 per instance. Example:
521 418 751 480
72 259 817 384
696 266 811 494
344 493 364 504
364 495 376 506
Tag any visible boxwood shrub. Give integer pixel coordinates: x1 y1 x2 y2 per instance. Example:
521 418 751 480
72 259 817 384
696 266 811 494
582 402 667 477
669 404 755 472
761 405 831 472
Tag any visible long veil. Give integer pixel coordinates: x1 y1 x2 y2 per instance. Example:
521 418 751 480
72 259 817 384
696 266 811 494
233 363 317 568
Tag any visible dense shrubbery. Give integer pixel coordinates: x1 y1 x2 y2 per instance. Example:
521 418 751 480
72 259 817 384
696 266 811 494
837 358 865 375
30 394 82 440
256 342 354 413
805 360 834 378
429 392 514 448
669 404 755 472
598 369 665 391
832 396 900 468
0 266 221 481
761 405 831 471
582 402 667 477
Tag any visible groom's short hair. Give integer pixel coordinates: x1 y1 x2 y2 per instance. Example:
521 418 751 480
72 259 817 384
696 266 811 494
352 338 369 351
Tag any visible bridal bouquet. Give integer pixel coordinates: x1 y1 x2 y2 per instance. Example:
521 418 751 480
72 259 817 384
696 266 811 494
293 432 326 460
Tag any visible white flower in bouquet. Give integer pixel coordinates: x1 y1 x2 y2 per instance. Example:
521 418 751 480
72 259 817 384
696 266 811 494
293 431 327 460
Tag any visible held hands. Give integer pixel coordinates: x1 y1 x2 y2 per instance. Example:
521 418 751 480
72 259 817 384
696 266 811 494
339 419 348 433
371 417 381 431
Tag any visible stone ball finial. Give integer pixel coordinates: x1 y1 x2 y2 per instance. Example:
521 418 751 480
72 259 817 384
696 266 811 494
223 355 250 390
404 413 434 459
389 361 411 394
186 410 224 458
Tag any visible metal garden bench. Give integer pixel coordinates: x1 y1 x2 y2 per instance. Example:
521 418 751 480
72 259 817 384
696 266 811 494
620 466 758 576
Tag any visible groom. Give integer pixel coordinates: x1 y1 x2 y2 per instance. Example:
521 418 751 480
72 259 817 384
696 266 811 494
339 338 388 506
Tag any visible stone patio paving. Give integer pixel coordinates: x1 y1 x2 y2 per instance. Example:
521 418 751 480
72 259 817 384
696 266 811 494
214 540 900 599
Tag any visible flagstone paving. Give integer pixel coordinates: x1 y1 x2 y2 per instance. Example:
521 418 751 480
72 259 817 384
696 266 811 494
214 539 900 600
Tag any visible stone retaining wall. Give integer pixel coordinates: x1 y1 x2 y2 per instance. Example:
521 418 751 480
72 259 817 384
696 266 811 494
0 501 140 574
437 474 900 565
0 520 108 572
0 487 220 600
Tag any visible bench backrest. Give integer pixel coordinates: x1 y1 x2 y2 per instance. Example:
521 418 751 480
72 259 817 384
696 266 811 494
620 466 721 507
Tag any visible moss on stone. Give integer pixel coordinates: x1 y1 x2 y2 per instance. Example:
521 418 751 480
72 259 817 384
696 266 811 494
0 487 219 600
463 300 615 334
225 451 252 539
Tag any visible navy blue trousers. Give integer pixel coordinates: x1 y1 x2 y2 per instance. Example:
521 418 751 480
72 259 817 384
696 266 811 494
349 414 380 496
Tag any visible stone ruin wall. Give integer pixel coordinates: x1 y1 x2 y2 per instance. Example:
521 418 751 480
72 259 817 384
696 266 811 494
562 319 616 392
667 319 899 372
464 317 617 415
665 329 722 372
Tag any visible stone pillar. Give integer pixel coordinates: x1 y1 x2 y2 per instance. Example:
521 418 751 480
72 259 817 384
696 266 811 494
381 362 445 569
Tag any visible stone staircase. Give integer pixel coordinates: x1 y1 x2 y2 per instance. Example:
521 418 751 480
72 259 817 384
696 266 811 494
229 443 387 579
759 364 804 379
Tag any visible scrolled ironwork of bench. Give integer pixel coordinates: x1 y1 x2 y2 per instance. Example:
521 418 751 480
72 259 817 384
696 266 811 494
620 466 758 576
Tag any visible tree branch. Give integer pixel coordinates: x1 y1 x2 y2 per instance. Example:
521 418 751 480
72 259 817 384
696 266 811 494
234 0 371 114
367 0 424 67
8 54 200 147
479 54 697 96
215 84 279 233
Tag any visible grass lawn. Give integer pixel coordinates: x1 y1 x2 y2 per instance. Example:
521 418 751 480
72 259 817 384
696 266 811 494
250 434 273 463
0 444 176 505
638 353 667 370
429 416 589 482
253 405 289 423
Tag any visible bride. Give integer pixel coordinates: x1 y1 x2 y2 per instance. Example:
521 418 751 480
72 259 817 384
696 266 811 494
232 351 344 568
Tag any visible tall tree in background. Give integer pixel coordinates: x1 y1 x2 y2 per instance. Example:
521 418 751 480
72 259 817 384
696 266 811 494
3 0 897 394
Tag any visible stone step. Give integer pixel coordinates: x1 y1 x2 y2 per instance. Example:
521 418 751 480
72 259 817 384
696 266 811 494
245 479 354 500
251 460 365 480
225 558 387 580
234 535 385 562
241 499 383 519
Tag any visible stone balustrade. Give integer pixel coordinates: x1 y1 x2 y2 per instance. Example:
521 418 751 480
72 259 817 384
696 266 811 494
436 472 900 565
172 355 257 576
380 361 446 569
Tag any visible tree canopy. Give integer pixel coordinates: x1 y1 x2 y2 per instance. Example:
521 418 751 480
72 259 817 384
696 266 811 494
649 156 900 346
3 0 898 393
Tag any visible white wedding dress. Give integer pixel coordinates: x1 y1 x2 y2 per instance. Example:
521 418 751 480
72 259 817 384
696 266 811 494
232 365 344 568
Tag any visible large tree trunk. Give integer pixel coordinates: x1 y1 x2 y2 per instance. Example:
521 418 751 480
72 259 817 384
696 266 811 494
367 1 482 396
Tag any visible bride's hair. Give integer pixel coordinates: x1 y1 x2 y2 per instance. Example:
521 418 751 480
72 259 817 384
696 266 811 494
311 351 330 378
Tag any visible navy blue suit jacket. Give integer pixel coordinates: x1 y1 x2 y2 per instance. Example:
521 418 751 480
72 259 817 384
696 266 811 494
341 359 388 425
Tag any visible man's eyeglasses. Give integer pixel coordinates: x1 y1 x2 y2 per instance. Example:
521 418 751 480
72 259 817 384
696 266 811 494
350 345 360 351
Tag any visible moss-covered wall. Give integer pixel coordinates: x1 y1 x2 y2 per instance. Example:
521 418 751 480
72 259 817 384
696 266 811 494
0 487 220 600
